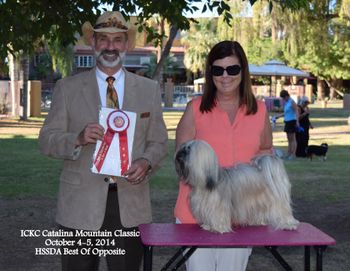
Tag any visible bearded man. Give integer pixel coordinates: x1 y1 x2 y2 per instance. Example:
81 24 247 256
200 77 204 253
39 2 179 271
39 11 168 271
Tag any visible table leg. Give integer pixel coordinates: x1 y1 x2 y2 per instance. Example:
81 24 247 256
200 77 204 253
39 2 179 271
171 247 197 271
265 246 292 271
304 246 310 271
315 246 327 271
143 245 153 271
161 246 187 271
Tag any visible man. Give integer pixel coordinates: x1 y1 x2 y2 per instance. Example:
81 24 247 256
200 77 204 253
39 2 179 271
38 11 168 271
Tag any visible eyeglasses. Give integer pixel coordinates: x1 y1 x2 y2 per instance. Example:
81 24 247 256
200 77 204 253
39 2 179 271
211 65 241 76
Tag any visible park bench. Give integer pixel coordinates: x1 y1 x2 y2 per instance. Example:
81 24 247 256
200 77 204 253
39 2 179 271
139 222 335 271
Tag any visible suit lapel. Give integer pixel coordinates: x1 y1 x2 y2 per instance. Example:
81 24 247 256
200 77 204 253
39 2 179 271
79 68 138 118
81 68 101 120
122 69 137 111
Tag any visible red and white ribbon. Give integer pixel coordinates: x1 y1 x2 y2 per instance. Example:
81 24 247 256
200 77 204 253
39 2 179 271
94 110 130 175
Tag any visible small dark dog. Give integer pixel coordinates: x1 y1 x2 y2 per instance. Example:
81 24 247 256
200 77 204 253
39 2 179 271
306 143 328 161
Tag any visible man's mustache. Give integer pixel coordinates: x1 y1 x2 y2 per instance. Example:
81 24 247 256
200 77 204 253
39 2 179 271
100 50 120 57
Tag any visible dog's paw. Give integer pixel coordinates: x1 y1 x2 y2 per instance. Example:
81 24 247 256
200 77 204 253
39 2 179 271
278 218 300 230
201 224 232 233
201 224 215 232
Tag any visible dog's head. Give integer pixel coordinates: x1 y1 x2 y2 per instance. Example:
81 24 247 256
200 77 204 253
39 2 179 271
175 140 219 190
321 143 328 150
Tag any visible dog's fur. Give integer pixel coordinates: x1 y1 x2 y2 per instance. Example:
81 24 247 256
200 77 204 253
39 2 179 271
306 143 328 161
175 140 299 233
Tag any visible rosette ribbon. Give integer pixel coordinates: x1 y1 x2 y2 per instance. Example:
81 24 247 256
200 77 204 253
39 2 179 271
93 110 130 175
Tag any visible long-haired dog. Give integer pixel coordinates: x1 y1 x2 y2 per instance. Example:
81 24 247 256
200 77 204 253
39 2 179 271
175 140 299 233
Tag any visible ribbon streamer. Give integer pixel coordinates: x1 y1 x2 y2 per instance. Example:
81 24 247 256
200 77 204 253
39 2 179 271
94 110 130 175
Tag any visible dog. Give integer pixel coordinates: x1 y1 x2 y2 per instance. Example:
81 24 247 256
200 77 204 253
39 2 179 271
175 140 299 233
306 143 328 161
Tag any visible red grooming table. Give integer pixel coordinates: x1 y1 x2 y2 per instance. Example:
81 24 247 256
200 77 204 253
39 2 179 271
139 222 335 271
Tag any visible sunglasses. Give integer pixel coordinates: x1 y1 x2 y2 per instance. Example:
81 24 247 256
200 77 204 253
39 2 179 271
211 65 241 76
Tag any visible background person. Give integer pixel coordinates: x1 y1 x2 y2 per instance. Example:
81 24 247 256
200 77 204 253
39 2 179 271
278 89 300 160
296 97 313 157
38 11 168 271
174 40 273 271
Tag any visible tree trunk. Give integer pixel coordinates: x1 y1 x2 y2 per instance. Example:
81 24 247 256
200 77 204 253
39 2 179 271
185 69 192 85
317 78 326 101
156 18 166 92
271 7 278 43
326 79 343 99
20 53 29 120
152 25 178 82
8 53 20 117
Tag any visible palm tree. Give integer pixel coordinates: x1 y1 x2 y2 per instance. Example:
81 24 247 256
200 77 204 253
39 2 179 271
182 19 218 79
140 53 180 79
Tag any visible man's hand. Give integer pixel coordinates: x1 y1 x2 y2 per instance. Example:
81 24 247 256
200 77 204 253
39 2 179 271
76 123 105 146
123 158 151 185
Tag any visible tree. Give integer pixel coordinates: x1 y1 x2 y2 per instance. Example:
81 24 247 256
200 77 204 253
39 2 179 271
0 0 308 119
215 0 350 100
216 0 251 48
0 0 100 119
47 35 74 78
279 0 350 98
30 53 52 80
182 19 218 79
216 1 282 64
139 53 180 79
145 0 308 80
0 0 229 118
127 0 233 81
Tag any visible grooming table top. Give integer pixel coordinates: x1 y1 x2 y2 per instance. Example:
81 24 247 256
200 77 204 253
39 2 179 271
139 222 335 247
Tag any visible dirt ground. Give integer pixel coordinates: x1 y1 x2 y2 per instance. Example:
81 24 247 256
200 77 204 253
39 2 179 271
0 118 349 270
0 193 349 270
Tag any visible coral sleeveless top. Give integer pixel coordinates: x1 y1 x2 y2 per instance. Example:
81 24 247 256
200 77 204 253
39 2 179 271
174 97 268 223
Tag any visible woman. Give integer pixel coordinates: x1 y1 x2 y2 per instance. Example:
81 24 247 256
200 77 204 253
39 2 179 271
296 97 313 157
279 90 299 160
174 41 273 271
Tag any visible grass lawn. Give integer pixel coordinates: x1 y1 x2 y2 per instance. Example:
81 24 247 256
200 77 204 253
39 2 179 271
0 100 349 204
0 135 61 197
270 102 350 202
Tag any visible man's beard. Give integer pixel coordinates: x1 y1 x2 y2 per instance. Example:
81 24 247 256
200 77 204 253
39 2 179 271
95 49 126 68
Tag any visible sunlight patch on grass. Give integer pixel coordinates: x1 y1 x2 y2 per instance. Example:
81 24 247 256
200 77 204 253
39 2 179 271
0 134 38 139
1 105 349 204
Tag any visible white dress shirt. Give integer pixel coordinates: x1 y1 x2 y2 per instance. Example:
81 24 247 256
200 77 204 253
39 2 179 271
96 67 125 109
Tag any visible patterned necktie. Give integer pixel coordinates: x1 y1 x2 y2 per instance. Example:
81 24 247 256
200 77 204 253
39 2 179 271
106 76 120 109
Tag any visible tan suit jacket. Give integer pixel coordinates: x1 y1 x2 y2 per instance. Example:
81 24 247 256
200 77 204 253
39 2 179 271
39 68 168 230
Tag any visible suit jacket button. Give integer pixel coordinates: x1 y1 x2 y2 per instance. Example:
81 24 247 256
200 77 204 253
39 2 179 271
104 177 109 182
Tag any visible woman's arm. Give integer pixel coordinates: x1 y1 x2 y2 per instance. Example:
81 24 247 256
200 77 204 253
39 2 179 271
259 110 273 154
298 105 310 121
292 100 300 126
304 106 314 128
175 100 196 150
297 106 303 120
